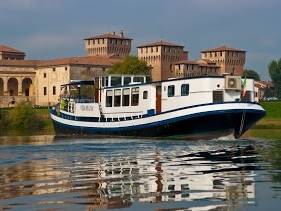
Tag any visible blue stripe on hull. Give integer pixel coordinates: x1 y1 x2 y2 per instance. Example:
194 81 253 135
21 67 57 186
52 109 265 139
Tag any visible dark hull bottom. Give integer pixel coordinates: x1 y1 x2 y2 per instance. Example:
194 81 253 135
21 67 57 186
52 109 265 139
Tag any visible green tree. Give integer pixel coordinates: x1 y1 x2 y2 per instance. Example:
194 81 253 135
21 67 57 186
268 59 281 98
243 69 260 81
108 56 150 75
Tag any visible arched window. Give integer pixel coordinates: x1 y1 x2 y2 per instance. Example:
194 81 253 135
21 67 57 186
22 78 33 96
8 78 18 96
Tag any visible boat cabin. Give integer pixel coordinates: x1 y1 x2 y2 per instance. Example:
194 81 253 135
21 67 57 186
57 75 255 122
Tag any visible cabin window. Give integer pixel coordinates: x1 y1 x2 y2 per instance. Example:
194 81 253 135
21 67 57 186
102 77 109 87
133 77 144 83
131 87 139 106
111 77 122 86
168 85 175 97
143 91 148 99
146 76 151 83
124 77 131 85
106 90 113 107
122 88 130 106
213 91 223 103
114 89 121 107
181 84 189 96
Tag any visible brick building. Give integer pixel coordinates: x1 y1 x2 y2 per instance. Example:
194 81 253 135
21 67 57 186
137 41 188 81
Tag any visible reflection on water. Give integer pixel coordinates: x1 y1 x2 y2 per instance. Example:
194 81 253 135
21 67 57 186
0 137 280 210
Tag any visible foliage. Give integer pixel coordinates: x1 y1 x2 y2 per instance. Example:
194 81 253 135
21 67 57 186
268 59 281 98
260 101 281 119
8 102 45 132
0 109 9 134
243 69 260 81
108 56 150 75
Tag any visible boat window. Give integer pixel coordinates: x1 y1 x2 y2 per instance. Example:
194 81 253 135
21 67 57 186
102 77 109 87
213 91 223 103
133 77 144 83
114 89 121 107
146 76 151 83
122 88 130 106
124 77 131 85
181 84 189 96
143 91 148 99
131 87 139 106
106 90 113 107
111 77 122 87
168 85 175 97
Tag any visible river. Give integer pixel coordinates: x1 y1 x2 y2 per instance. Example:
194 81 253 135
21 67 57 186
0 136 280 211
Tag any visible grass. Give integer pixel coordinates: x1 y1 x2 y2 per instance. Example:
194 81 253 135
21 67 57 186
244 101 281 140
260 101 281 119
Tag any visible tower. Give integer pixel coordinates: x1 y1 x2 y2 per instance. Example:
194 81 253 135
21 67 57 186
137 41 188 81
84 31 132 58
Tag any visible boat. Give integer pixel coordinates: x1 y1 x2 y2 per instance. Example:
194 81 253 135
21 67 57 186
50 75 266 139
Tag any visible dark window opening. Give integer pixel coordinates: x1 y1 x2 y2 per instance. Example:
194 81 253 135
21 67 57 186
143 91 148 99
131 87 139 106
181 84 189 96
111 77 122 86
124 77 131 85
114 89 121 107
168 85 175 97
106 90 113 107
53 86 56 95
122 88 130 106
213 91 223 103
44 87 47 96
133 77 144 83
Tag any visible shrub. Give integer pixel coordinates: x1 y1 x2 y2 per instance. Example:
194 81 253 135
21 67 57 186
8 102 45 132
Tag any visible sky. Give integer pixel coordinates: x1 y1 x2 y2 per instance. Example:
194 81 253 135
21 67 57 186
1 0 281 80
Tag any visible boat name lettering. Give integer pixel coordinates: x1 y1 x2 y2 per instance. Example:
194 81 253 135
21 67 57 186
80 105 94 111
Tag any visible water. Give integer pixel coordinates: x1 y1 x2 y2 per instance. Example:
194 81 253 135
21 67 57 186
0 136 280 211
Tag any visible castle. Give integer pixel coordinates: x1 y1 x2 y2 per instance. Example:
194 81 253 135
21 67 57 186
0 32 246 107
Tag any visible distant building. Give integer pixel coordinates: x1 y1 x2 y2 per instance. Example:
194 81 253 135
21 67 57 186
0 33 250 107
0 45 25 60
137 41 188 81
254 80 275 101
84 31 132 58
201 45 246 76
174 59 220 78
0 44 121 107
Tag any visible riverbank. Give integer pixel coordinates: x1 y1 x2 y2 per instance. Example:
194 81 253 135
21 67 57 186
0 104 54 136
243 101 281 140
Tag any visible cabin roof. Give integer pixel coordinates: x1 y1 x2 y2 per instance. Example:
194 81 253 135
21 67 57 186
103 75 225 89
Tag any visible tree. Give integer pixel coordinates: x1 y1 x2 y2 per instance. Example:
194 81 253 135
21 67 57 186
243 69 260 81
268 59 281 99
108 56 150 75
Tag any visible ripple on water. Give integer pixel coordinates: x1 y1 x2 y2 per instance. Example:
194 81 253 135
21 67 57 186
0 137 280 210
